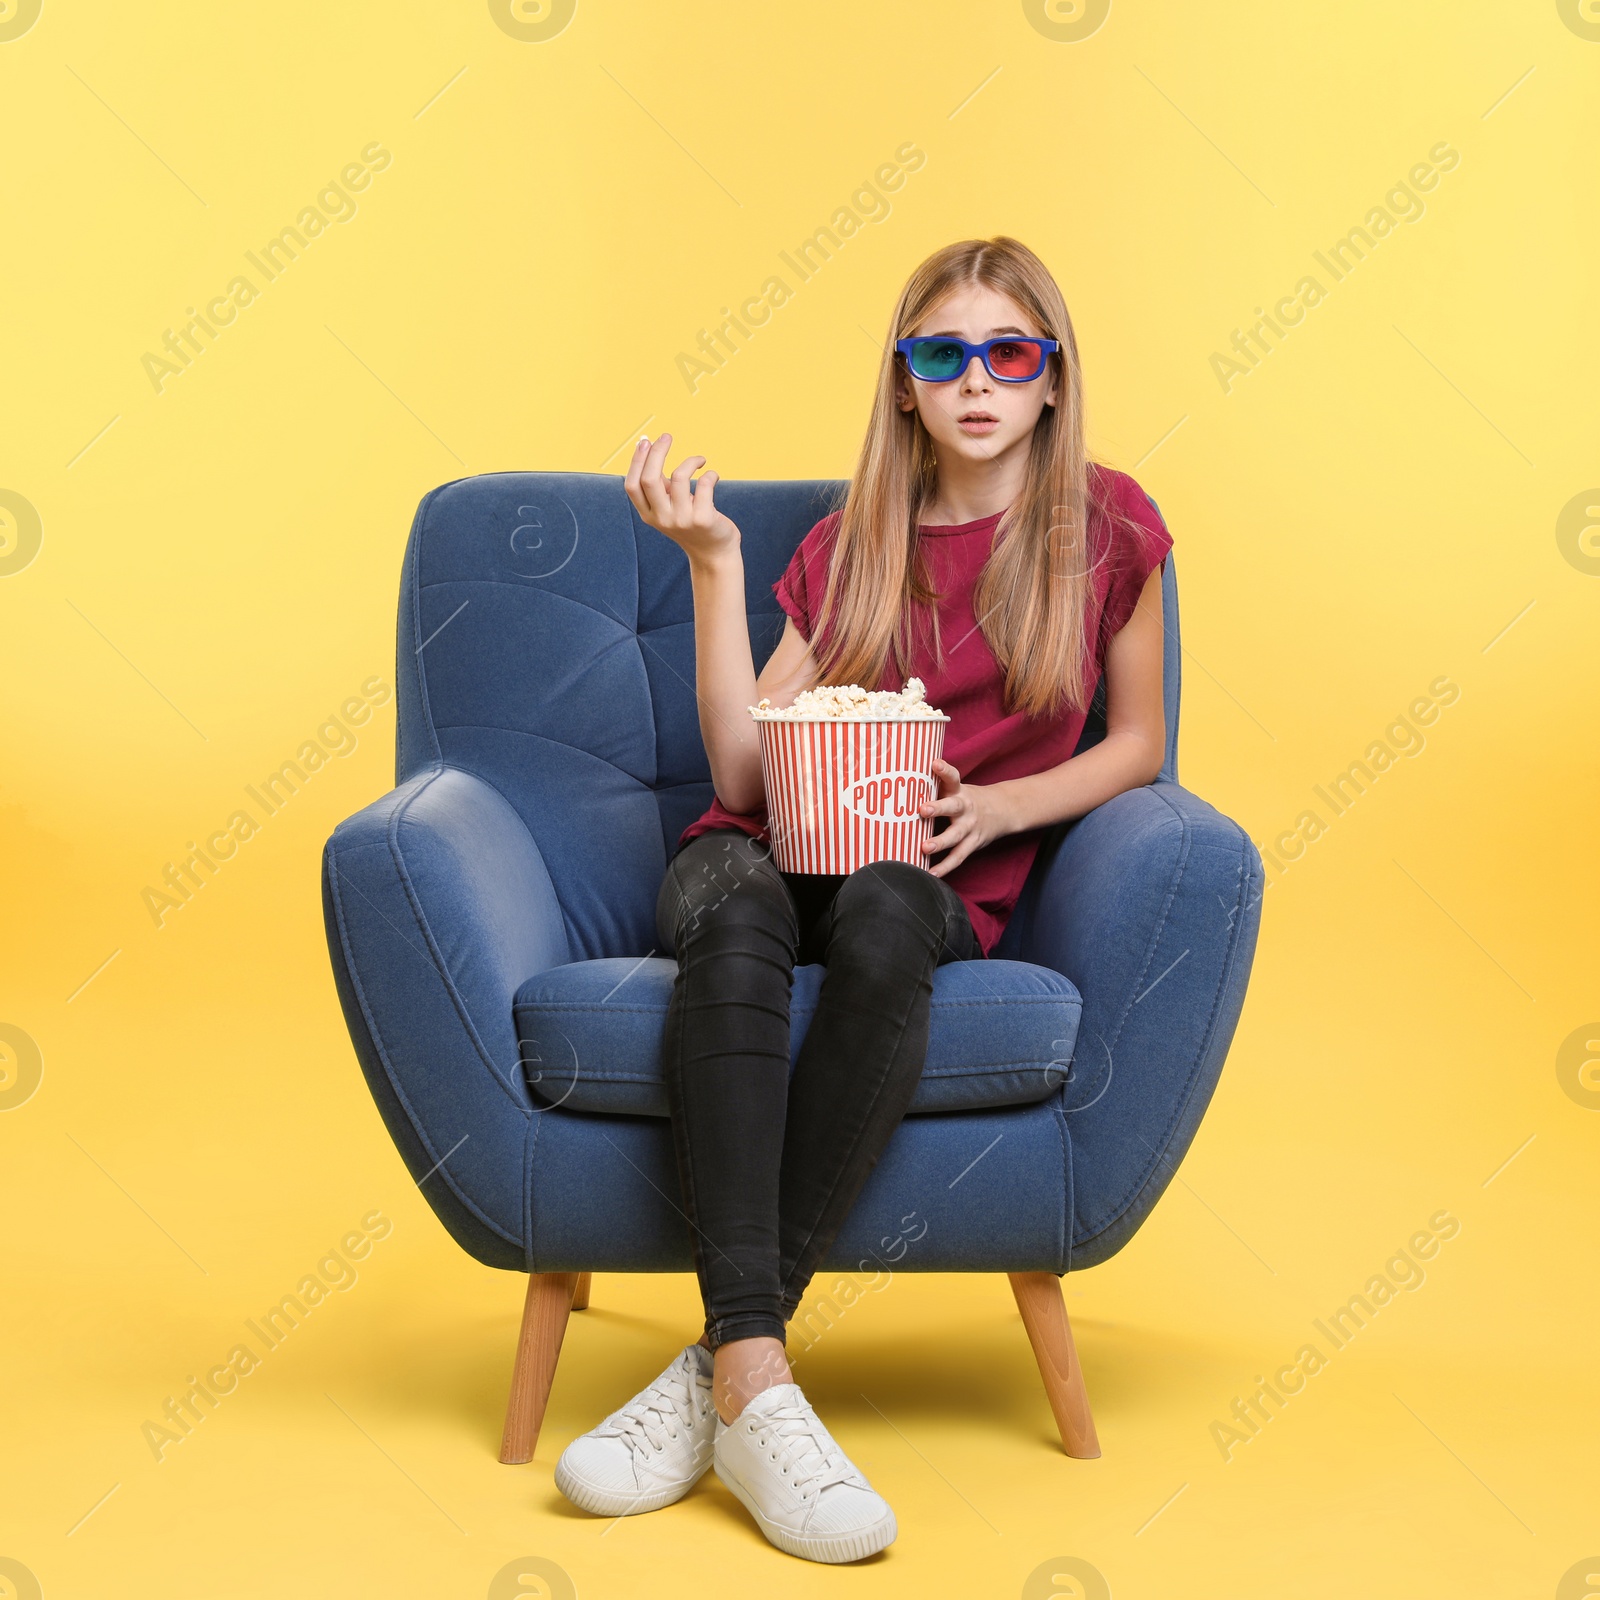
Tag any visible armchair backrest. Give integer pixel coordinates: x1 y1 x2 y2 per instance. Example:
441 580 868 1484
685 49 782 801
393 472 1181 962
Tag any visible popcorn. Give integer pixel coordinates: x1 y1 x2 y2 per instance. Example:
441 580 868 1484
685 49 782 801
749 677 946 721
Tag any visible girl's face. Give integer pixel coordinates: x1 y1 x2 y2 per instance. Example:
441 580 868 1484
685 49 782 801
894 284 1058 467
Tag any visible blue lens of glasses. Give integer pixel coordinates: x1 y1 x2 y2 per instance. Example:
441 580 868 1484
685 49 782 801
907 339 968 379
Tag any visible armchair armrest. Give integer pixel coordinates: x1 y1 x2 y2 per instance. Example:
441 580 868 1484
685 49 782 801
1009 781 1264 1270
321 764 571 1268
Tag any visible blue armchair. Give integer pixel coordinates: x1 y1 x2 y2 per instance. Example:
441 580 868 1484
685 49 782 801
320 472 1264 1464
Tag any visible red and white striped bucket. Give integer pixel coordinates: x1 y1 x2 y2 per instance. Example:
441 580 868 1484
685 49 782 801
756 715 949 874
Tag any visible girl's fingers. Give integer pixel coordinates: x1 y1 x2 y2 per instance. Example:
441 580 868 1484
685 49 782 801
623 436 652 514
927 818 978 869
695 470 719 520
637 433 675 521
667 454 706 519
922 812 970 852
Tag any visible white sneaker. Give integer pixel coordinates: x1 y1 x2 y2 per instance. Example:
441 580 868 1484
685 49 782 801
554 1343 717 1515
713 1383 897 1563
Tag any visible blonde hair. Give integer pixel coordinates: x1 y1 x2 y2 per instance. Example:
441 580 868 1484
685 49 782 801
810 235 1142 719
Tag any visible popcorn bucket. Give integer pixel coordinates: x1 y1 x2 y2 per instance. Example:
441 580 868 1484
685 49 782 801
756 715 949 874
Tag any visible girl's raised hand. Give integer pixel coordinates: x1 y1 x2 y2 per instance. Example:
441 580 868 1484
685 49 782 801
624 432 740 564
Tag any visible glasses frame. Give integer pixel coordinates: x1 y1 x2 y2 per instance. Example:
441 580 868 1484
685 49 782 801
894 335 1061 384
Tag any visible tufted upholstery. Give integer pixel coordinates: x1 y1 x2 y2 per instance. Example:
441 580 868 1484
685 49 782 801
394 473 843 959
323 472 1263 1278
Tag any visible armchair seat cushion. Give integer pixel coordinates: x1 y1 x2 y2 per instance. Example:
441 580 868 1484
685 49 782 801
513 956 1081 1118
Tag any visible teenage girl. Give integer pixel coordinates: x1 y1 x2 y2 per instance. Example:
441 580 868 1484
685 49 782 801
554 236 1173 1563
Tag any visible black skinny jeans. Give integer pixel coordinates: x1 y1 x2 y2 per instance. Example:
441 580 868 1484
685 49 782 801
655 828 979 1349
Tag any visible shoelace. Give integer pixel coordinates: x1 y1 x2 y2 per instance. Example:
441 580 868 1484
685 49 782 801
750 1403 861 1499
600 1359 711 1458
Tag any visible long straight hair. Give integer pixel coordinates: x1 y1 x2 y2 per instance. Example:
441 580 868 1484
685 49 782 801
809 236 1141 719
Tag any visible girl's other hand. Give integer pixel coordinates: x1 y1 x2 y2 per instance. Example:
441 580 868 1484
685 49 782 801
920 757 1011 876
624 432 740 565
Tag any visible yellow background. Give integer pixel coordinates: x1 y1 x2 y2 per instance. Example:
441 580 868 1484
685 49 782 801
3 2 1596 1595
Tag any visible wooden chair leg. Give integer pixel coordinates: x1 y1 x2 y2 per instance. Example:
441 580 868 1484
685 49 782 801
499 1271 580 1464
1008 1271 1101 1458
570 1271 592 1311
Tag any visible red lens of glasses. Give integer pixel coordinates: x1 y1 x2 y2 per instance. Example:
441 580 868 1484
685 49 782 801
988 340 1045 379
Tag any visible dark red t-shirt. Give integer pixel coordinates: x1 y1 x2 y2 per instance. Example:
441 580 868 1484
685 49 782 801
679 463 1173 954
